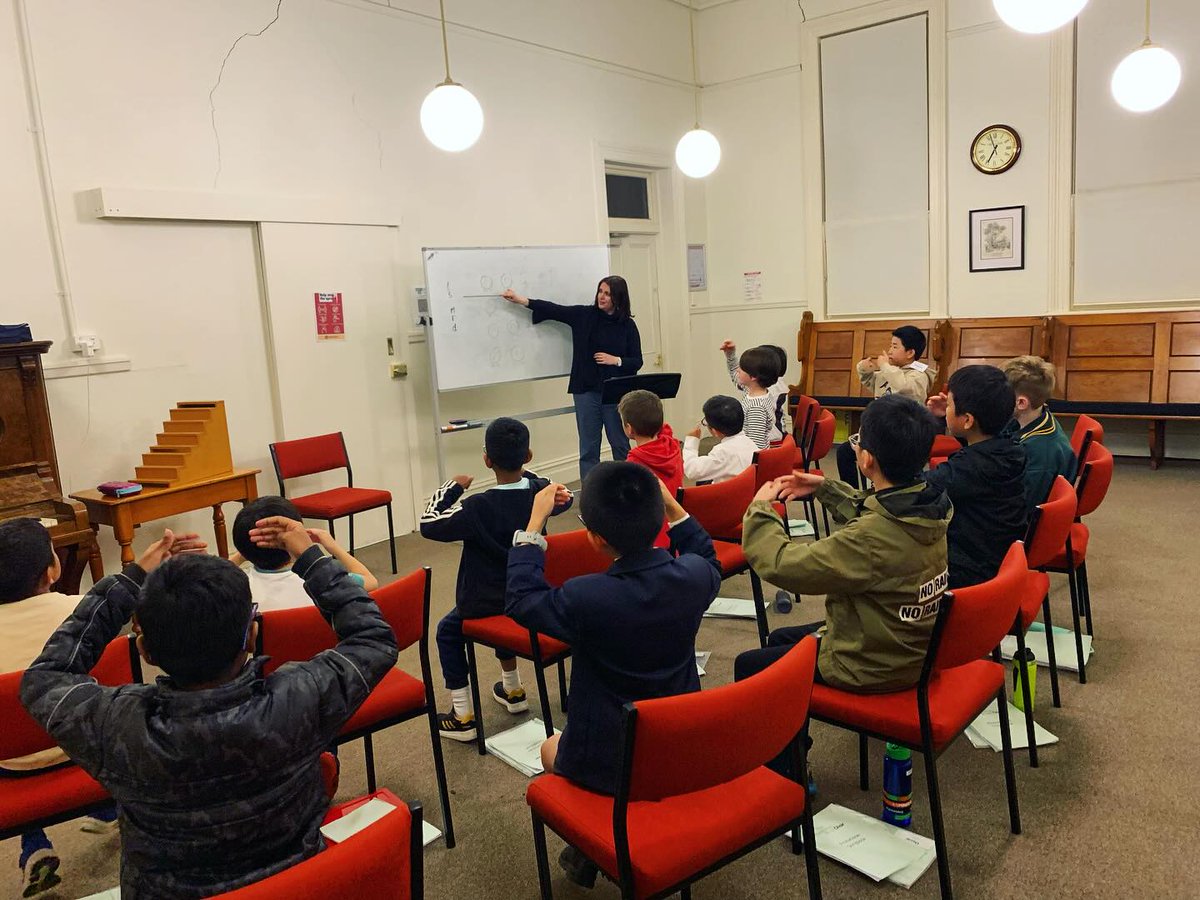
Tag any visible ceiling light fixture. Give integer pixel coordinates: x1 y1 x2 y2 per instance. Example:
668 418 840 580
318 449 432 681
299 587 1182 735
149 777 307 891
1111 0 1181 112
674 9 721 179
420 0 483 152
992 0 1090 34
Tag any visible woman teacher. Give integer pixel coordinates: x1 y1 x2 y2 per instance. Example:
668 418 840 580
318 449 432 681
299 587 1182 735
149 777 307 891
502 276 642 480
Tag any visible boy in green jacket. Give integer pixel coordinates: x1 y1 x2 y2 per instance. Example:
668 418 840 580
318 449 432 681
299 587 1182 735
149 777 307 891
734 394 951 693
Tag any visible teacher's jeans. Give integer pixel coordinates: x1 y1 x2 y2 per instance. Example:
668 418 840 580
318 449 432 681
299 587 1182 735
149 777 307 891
574 390 630 483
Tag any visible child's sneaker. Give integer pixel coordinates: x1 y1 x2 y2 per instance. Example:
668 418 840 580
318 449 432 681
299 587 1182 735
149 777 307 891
437 710 477 742
492 681 529 713
80 815 120 835
558 844 599 889
21 849 61 898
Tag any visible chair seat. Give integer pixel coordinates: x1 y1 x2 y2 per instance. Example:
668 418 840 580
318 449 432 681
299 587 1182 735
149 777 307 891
462 616 570 661
712 540 749 576
291 487 392 519
528 767 807 898
1042 523 1090 571
0 764 109 832
342 669 428 735
930 435 962 458
810 659 1004 752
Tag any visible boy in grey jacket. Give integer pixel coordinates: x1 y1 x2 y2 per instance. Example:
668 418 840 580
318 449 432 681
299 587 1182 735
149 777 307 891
20 521 397 900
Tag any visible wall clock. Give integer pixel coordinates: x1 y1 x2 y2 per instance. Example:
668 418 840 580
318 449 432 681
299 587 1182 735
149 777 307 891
970 124 1021 175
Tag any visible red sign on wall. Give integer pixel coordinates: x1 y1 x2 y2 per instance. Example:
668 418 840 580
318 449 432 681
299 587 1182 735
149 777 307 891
314 292 345 340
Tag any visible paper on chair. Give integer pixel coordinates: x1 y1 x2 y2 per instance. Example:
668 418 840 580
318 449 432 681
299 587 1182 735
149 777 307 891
965 700 1058 752
695 650 712 676
485 718 561 778
812 804 933 883
1000 629 1093 673
320 797 397 843
702 597 758 620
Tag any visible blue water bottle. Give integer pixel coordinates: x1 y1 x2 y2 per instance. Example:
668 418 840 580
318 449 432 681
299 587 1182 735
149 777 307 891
882 742 913 828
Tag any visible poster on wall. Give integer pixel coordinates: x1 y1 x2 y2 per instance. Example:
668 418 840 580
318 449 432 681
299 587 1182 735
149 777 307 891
687 244 707 291
969 206 1025 273
314 292 346 340
743 271 763 302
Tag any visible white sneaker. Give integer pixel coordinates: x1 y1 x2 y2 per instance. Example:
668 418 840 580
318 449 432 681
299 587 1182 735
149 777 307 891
80 815 120 835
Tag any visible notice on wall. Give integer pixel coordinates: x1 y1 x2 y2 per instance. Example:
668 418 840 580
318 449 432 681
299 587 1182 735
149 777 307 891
314 292 345 340
743 270 763 302
687 244 708 291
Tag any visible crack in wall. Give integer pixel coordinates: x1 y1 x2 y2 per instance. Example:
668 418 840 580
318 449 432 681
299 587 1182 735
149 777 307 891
208 0 285 188
351 93 386 172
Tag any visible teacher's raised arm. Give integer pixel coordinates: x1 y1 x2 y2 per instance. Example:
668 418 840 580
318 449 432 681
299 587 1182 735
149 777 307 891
504 276 643 482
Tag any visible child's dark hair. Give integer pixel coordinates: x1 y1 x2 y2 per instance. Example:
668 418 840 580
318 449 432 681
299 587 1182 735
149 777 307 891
137 555 253 687
703 395 744 436
579 462 663 556
597 276 632 320
485 417 531 472
738 347 780 388
617 389 664 438
234 497 302 571
859 395 940 483
0 518 54 604
947 365 1016 436
892 326 927 360
761 345 788 381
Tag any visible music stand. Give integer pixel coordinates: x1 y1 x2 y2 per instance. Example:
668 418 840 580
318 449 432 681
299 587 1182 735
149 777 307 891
600 373 682 406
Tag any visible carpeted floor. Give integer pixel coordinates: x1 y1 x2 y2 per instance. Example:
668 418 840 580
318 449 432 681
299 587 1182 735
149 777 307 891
6 458 1199 899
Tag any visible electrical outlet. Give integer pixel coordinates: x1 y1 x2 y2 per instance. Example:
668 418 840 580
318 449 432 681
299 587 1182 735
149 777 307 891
75 334 99 357
390 362 408 379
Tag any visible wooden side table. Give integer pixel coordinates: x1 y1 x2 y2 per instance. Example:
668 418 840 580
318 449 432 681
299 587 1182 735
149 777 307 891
71 468 260 566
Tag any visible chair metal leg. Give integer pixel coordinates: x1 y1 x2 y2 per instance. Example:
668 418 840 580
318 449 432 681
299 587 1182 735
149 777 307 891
922 749 953 900
328 519 336 540
680 887 692 900
1041 595 1062 708
749 569 769 648
995 689 1022 835
466 641 486 756
530 811 554 900
1014 629 1038 768
858 733 870 790
349 514 355 556
1066 565 1087 684
821 505 831 538
557 659 568 713
363 733 376 794
801 803 824 900
1080 560 1093 636
533 660 555 737
425 705 456 848
385 503 398 574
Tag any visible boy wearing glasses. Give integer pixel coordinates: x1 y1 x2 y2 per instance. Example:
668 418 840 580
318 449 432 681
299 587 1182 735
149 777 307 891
420 417 573 742
20 521 398 898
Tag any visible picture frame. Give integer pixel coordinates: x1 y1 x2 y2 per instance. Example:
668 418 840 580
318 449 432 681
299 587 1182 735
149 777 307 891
969 205 1025 272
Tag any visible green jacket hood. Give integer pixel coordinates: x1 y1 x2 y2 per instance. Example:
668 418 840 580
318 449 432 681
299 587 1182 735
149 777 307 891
865 481 952 547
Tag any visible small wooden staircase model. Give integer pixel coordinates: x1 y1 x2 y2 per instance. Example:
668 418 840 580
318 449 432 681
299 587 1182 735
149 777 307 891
133 401 234 488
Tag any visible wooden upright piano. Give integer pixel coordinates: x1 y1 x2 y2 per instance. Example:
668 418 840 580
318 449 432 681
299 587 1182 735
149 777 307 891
0 341 103 592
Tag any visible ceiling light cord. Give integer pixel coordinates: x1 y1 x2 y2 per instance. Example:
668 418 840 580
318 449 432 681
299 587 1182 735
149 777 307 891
439 0 453 85
689 7 700 126
1143 0 1152 45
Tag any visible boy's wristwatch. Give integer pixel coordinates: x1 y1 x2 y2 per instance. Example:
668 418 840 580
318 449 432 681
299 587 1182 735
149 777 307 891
512 530 547 551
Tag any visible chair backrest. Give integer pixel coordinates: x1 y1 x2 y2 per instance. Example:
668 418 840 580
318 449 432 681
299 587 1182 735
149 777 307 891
1075 441 1114 519
677 465 757 540
1024 476 1077 569
932 542 1028 673
543 529 612 588
753 434 797 489
791 395 821 448
804 410 836 470
271 433 351 487
620 637 818 802
259 606 338 677
211 800 420 900
370 568 430 652
1069 414 1105 453
929 434 962 461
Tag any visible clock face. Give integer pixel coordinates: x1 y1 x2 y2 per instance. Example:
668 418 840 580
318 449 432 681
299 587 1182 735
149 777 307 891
971 125 1021 174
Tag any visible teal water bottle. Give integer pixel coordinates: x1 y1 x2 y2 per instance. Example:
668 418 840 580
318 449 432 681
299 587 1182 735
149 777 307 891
882 743 913 828
1013 647 1037 712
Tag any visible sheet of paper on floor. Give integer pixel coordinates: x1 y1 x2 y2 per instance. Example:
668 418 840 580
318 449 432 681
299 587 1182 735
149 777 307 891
1000 627 1093 673
703 597 758 619
485 718 560 777
811 804 934 883
79 891 121 900
423 820 443 847
788 518 816 537
965 700 1059 751
696 649 711 676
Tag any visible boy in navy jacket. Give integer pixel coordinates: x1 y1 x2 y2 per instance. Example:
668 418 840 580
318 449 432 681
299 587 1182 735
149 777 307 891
506 462 722 887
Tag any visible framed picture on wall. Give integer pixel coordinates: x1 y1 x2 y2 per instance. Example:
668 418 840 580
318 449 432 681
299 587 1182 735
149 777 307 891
969 205 1025 272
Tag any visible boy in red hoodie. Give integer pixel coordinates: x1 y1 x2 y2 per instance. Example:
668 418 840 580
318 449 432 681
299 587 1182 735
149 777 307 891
618 390 683 548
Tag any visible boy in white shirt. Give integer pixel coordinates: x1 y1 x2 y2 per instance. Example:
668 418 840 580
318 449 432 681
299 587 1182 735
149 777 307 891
721 340 791 445
231 497 378 611
683 395 758 484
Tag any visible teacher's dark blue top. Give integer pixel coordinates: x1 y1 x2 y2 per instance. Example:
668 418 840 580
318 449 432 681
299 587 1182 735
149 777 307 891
528 298 643 395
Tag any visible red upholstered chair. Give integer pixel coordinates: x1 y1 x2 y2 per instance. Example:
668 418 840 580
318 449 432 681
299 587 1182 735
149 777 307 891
799 410 837 537
270 432 397 573
0 634 139 843
791 394 822 465
211 799 423 900
258 568 455 847
1068 414 1104 486
526 637 822 900
809 543 1029 900
678 467 770 647
754 434 797 488
1011 476 1076 766
929 434 962 470
1037 442 1114 685
463 529 609 754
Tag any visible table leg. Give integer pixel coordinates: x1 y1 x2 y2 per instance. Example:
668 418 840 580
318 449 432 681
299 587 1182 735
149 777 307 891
87 524 105 584
213 504 229 559
1148 420 1166 470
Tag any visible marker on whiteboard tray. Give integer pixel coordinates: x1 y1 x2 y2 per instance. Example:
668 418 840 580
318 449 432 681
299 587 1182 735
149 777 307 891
448 418 470 427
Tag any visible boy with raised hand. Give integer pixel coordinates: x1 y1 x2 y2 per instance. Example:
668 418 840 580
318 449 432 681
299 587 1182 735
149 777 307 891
231 495 378 611
506 464 721 887
420 417 573 743
20 521 398 899
720 340 784 447
1003 355 1077 511
924 364 1027 588
618 388 683 548
682 394 757 484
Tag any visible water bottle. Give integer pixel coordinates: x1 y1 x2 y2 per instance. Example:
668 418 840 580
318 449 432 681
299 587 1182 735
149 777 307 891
882 742 913 828
1012 647 1037 712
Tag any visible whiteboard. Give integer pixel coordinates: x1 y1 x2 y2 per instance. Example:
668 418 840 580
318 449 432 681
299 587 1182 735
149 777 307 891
422 245 610 392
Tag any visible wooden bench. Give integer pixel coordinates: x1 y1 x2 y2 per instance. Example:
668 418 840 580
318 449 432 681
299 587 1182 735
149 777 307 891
791 309 1200 468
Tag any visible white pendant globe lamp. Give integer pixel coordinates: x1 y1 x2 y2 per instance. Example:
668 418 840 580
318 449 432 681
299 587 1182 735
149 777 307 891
420 0 483 152
992 0 1090 34
675 10 721 178
1111 0 1181 112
